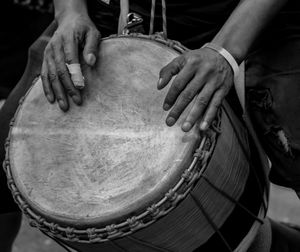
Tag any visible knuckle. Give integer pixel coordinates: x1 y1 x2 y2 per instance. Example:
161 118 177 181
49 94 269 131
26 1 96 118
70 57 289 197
62 32 73 43
44 46 52 57
212 101 221 109
48 73 57 82
41 73 47 82
170 83 182 94
202 61 212 70
197 97 209 106
186 55 200 66
53 30 61 37
64 51 75 64
208 80 218 89
174 57 185 71
57 68 69 79
186 56 196 65
182 91 195 102
65 57 73 65
65 87 76 96
49 39 59 50
187 115 198 124
74 30 84 42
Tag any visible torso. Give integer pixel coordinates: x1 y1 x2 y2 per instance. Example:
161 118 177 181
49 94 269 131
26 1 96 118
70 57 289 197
88 0 300 50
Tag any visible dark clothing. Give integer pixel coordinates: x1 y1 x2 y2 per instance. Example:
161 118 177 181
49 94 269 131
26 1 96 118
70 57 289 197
246 35 300 192
0 2 53 212
90 0 240 49
0 1 52 99
270 220 300 252
88 0 300 49
89 0 240 49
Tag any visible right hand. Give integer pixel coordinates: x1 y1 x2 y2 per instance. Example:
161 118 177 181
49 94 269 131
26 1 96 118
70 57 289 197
41 13 100 111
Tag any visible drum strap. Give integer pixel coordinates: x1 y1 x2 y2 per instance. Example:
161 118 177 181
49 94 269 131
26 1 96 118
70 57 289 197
118 0 129 34
149 0 167 38
235 62 270 206
234 62 246 111
118 0 167 39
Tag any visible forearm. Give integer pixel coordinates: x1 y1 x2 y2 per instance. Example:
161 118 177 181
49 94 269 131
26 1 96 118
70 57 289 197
54 0 89 24
212 0 288 64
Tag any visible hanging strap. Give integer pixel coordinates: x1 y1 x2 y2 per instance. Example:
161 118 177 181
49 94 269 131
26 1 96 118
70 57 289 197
236 61 270 205
149 0 167 39
234 62 246 112
118 0 130 34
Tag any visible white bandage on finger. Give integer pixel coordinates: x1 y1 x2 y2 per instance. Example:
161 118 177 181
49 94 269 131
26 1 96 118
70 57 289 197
66 63 85 89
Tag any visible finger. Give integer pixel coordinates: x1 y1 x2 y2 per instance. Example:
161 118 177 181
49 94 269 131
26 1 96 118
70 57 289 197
200 89 225 131
46 56 69 111
162 65 195 111
83 28 100 66
63 35 79 64
63 36 85 90
53 41 82 105
158 56 185 90
165 76 206 127
180 81 216 132
41 59 54 103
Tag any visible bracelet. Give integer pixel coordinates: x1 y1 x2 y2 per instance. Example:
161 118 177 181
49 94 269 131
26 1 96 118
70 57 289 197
201 43 240 80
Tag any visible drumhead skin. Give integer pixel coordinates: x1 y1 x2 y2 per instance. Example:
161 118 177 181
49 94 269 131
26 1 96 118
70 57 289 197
8 36 200 226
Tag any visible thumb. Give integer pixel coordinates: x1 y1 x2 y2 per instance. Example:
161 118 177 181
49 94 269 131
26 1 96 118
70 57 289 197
83 28 100 66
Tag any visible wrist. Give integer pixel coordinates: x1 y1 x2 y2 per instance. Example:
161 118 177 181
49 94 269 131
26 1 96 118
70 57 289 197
56 11 90 25
54 0 89 25
211 37 246 65
201 42 240 80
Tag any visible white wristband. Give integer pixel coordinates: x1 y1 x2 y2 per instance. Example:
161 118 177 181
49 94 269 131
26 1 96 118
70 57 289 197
201 43 240 80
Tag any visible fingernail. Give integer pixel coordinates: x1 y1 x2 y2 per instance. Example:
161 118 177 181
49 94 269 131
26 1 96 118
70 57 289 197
200 121 208 131
72 95 82 105
157 78 163 89
166 117 176 126
163 103 171 111
58 99 66 109
182 122 192 132
87 54 96 66
46 95 54 103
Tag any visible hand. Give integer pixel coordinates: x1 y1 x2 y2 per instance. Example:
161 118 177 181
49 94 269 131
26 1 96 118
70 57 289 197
41 13 100 111
158 47 234 132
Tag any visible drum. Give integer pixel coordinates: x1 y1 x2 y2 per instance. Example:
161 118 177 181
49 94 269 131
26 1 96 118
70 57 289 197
4 35 268 252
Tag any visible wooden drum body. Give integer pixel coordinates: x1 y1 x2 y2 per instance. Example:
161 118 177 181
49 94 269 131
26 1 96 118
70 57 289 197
4 35 268 252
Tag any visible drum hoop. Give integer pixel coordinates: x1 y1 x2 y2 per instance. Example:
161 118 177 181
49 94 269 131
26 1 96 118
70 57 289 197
3 34 220 243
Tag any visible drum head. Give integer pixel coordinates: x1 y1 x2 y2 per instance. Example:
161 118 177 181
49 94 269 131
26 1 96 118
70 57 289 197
9 36 200 226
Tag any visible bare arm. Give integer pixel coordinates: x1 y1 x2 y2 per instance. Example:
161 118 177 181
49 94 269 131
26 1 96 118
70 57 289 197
159 0 288 132
213 0 288 63
54 0 89 22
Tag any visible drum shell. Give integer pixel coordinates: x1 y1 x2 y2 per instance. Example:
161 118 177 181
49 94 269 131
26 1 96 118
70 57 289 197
4 35 267 252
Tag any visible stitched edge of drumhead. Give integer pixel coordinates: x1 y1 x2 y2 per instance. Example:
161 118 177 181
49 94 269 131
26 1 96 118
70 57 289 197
3 34 221 243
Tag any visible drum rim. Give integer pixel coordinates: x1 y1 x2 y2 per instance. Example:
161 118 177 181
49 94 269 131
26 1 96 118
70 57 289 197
3 34 220 243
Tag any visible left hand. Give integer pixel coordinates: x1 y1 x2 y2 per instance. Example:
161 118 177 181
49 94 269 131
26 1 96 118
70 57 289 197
158 47 234 132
